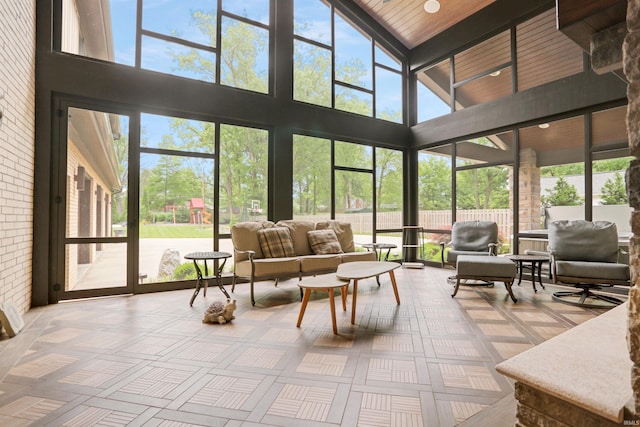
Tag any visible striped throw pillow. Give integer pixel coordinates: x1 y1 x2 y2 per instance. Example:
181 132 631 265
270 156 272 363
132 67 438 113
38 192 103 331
257 227 295 258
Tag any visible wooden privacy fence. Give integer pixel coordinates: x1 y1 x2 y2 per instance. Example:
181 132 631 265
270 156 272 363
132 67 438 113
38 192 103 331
293 209 512 238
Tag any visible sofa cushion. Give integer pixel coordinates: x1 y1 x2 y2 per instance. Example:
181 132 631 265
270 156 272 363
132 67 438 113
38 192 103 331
315 220 355 252
258 227 295 258
308 229 343 254
299 254 342 273
231 220 275 260
340 251 377 263
275 220 315 256
235 258 300 278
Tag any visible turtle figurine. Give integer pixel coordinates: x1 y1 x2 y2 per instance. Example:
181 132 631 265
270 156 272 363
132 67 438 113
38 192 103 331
202 299 237 324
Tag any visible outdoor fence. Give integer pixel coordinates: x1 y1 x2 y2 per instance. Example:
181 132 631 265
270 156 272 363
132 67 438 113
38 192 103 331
293 209 512 239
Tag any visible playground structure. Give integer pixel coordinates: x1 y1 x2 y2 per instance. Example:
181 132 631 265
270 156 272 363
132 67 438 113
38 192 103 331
189 198 212 224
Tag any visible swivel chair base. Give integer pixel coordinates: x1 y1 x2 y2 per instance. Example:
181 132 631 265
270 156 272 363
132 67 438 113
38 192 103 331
552 286 625 308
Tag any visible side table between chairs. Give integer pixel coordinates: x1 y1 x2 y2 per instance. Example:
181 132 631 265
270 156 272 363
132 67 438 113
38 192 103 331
506 254 548 292
184 251 232 306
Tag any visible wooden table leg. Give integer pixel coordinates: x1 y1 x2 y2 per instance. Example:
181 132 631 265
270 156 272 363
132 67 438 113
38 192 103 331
297 288 311 328
329 288 337 334
389 270 400 304
341 284 347 311
351 280 359 325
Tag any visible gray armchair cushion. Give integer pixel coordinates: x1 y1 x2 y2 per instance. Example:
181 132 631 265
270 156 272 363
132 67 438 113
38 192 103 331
451 221 498 252
548 220 619 262
556 260 630 281
447 249 492 264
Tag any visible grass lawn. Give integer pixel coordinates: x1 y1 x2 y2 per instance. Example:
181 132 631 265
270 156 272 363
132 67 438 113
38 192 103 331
139 224 214 238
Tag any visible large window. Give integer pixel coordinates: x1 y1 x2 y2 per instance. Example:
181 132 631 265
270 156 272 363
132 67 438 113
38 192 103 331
293 135 403 247
293 0 403 123
62 0 271 93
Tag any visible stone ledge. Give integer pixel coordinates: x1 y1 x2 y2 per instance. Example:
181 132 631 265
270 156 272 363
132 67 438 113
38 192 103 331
496 303 632 424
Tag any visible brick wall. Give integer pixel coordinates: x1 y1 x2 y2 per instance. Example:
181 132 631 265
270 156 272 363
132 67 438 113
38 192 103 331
0 1 36 313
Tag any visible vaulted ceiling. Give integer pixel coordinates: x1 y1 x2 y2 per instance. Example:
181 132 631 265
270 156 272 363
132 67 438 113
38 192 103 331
351 0 497 48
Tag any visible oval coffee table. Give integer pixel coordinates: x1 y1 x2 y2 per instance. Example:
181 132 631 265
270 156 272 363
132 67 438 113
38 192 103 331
297 273 349 334
336 261 400 325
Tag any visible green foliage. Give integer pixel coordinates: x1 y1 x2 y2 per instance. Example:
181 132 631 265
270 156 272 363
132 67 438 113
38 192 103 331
418 155 451 210
541 176 584 206
456 166 510 209
600 171 628 205
173 262 198 280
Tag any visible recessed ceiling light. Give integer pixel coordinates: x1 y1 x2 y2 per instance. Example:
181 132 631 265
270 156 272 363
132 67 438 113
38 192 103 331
490 70 501 77
538 123 550 129
424 0 441 14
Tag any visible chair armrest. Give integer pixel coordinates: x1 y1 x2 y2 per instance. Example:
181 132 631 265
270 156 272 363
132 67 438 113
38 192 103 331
488 243 498 256
439 242 448 267
234 249 256 262
548 250 558 281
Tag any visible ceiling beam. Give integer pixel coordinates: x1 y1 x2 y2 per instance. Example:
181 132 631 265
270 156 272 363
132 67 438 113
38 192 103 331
409 0 553 71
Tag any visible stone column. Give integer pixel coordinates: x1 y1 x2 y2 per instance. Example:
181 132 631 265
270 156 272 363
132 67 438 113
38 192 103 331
624 0 640 416
518 148 541 232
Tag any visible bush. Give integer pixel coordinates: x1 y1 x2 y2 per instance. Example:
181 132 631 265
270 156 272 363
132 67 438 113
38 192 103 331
173 262 199 280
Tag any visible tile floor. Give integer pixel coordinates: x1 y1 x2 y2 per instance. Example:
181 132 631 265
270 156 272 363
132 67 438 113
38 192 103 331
0 266 610 426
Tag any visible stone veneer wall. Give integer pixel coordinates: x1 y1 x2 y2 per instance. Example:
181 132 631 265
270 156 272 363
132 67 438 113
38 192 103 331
626 0 640 416
0 1 36 314
518 148 541 232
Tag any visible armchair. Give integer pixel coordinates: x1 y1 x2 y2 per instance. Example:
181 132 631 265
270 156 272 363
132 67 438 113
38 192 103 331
440 221 499 268
548 220 630 307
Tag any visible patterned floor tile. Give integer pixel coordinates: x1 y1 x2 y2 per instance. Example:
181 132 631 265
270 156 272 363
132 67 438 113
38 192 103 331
314 331 355 348
0 266 613 427
232 347 286 369
10 353 79 378
465 309 506 321
296 352 348 376
491 342 534 360
358 393 423 427
431 338 480 358
60 406 137 426
372 335 414 353
188 375 262 409
476 323 525 338
171 341 231 363
439 363 501 391
424 320 468 336
259 328 300 343
0 396 66 423
120 367 194 397
37 327 88 343
367 358 418 384
266 383 334 421
59 359 136 387
512 311 557 323
532 325 569 339
122 336 181 356
449 400 488 424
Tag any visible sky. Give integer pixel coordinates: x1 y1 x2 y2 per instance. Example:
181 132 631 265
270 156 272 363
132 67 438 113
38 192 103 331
102 0 405 143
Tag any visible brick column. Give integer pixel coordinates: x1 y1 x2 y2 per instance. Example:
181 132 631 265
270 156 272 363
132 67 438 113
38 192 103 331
624 0 640 416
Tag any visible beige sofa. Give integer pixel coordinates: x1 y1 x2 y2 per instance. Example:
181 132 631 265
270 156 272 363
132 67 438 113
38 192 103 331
230 219 376 305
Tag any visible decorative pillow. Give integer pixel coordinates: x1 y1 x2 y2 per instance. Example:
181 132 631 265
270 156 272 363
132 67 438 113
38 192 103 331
307 229 344 255
257 227 295 258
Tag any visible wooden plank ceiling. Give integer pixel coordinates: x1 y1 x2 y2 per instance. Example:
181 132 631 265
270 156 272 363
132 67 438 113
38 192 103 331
351 0 496 48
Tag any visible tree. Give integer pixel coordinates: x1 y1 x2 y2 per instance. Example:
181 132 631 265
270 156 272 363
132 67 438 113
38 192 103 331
542 176 584 206
418 155 451 210
456 166 510 210
376 148 402 211
600 172 628 205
